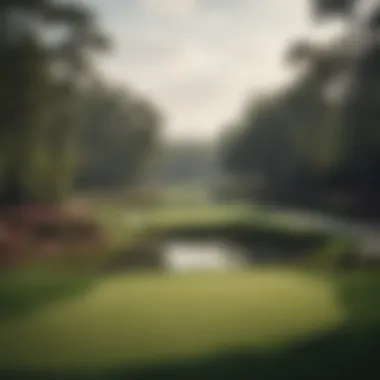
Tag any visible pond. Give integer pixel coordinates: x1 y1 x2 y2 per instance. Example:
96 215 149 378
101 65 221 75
163 241 250 272
160 236 315 273
105 233 327 273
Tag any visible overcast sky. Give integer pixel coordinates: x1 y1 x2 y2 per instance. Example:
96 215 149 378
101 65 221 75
88 0 342 141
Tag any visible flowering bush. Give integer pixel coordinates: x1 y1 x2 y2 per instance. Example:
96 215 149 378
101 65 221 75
0 204 108 269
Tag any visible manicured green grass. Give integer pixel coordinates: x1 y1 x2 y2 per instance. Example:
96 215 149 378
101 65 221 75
0 268 94 322
126 204 329 234
97 202 344 238
97 203 351 254
0 269 379 379
0 269 344 369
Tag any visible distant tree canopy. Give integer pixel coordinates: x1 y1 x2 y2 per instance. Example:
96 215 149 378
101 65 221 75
75 83 162 191
220 0 380 217
149 141 218 186
0 1 162 204
313 0 357 18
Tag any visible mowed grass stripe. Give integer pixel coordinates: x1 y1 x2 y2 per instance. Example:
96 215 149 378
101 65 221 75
0 270 344 370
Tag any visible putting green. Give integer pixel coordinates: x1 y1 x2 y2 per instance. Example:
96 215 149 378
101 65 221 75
0 270 344 370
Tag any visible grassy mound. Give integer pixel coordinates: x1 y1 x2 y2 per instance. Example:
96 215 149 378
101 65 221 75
0 269 378 379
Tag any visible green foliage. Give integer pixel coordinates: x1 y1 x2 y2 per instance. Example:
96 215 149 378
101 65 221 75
0 1 108 203
302 237 356 269
0 1 162 204
219 64 336 206
150 141 218 185
75 84 162 191
219 2 380 217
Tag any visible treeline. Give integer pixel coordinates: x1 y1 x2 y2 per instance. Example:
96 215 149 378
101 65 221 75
150 141 218 186
220 0 380 218
0 1 161 205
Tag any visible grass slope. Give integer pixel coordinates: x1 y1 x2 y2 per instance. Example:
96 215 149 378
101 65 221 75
0 269 379 379
0 270 343 368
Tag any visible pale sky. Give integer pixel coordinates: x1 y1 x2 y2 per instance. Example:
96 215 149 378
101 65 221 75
88 0 342 141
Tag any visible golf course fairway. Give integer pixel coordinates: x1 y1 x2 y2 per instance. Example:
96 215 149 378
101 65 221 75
0 269 345 370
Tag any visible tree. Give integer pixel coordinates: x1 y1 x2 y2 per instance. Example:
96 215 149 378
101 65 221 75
313 0 357 19
150 141 218 186
219 47 340 207
0 1 109 203
314 0 380 216
75 83 162 191
219 0 380 217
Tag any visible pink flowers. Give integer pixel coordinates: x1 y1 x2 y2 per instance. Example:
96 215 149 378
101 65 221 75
0 204 107 269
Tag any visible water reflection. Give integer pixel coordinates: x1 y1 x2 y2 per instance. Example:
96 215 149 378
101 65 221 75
163 242 248 272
